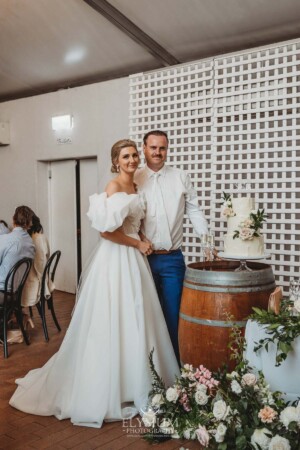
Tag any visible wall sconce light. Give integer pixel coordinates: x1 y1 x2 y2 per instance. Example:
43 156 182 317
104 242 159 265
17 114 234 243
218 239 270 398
51 114 73 131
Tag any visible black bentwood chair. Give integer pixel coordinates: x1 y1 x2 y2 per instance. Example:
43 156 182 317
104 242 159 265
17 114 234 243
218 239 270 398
36 250 61 341
0 257 32 358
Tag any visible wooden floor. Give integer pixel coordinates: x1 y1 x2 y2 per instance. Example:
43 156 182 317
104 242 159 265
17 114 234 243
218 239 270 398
1 291 200 450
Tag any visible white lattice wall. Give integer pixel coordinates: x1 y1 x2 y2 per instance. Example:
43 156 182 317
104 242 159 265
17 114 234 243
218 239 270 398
129 61 214 259
129 40 300 293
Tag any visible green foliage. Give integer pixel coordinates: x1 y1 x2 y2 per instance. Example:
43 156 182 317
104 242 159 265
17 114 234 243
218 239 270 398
233 208 267 240
249 209 268 235
228 320 246 370
222 192 232 202
233 230 240 239
249 299 300 366
142 331 300 449
148 348 166 397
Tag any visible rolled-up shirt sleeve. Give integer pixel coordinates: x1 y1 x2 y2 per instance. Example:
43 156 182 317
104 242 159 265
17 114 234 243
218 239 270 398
183 172 209 236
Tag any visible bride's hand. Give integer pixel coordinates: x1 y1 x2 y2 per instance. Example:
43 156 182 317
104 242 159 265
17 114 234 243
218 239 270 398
137 240 153 256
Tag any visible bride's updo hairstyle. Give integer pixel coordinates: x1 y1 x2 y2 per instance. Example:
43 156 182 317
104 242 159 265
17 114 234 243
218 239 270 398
111 139 138 173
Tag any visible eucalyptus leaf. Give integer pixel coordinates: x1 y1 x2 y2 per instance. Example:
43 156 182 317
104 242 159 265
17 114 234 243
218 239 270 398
218 443 227 450
235 434 247 449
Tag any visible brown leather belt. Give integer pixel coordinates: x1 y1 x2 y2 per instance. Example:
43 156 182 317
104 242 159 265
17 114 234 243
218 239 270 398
152 249 180 255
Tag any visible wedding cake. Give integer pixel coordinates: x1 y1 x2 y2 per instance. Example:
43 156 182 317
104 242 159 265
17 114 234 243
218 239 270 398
222 194 266 258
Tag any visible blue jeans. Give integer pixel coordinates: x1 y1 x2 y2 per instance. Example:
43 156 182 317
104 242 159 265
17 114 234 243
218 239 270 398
147 250 186 362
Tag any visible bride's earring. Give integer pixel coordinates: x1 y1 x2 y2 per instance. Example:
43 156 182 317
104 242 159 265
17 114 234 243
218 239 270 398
116 164 120 172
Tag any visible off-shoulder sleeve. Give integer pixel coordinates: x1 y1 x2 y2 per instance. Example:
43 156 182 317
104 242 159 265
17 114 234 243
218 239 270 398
86 192 136 232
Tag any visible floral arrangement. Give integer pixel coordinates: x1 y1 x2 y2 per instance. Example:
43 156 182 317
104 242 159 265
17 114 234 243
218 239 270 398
221 192 236 218
143 342 300 449
221 192 267 241
233 209 267 241
249 299 300 367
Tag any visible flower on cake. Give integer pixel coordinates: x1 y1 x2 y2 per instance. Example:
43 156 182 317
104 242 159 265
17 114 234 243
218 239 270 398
233 208 267 240
221 192 236 217
239 226 255 240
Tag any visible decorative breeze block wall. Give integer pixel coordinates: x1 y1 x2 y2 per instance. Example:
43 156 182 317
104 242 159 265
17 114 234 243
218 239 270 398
129 40 300 293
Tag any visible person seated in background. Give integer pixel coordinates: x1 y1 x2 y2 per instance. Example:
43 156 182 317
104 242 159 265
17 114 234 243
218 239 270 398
0 220 10 235
0 206 35 304
22 214 52 307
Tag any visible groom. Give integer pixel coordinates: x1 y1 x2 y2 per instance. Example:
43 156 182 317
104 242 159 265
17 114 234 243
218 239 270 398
135 130 208 362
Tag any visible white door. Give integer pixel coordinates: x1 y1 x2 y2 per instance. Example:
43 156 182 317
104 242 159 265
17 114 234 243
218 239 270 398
49 160 77 293
79 159 99 269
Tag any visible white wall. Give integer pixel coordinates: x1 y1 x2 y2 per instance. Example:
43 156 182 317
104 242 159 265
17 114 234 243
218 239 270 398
0 77 129 230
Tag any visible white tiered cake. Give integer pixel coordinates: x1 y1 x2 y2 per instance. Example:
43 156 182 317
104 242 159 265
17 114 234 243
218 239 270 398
223 196 265 258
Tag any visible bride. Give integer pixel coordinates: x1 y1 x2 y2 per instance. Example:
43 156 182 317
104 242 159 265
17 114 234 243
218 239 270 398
9 139 179 428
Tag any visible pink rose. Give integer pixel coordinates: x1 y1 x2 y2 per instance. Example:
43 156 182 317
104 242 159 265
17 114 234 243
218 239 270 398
239 227 254 241
242 373 257 386
258 406 278 423
196 425 210 447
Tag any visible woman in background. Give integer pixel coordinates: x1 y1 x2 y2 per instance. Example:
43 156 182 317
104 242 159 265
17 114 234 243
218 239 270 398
0 219 10 235
22 215 52 307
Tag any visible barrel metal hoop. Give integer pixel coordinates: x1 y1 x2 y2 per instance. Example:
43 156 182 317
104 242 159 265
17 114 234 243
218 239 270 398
183 281 276 293
185 267 275 287
185 277 274 288
179 312 246 328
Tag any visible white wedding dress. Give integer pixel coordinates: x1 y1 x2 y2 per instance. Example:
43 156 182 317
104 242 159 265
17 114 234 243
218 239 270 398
10 192 179 428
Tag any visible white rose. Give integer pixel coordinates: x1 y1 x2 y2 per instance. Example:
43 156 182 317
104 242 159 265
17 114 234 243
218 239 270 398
269 435 291 450
231 380 242 394
251 428 272 450
171 431 180 439
222 207 231 217
183 428 196 440
279 406 300 428
294 299 300 313
216 422 227 436
213 400 230 420
151 393 164 407
242 373 257 387
227 371 239 380
196 383 208 393
222 206 235 217
215 432 225 443
142 410 156 427
166 387 179 403
159 418 174 435
243 218 254 228
215 423 227 443
195 390 209 405
196 425 210 447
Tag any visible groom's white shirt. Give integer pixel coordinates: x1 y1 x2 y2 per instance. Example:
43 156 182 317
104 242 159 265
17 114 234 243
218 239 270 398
135 165 208 251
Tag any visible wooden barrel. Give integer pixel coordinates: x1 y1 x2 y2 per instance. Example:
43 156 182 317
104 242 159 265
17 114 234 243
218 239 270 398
178 261 275 371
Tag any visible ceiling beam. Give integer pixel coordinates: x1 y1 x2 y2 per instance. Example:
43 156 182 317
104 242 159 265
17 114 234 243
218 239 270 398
83 0 180 66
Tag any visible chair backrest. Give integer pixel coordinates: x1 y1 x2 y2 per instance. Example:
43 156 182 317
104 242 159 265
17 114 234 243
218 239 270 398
3 257 32 305
40 250 61 297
